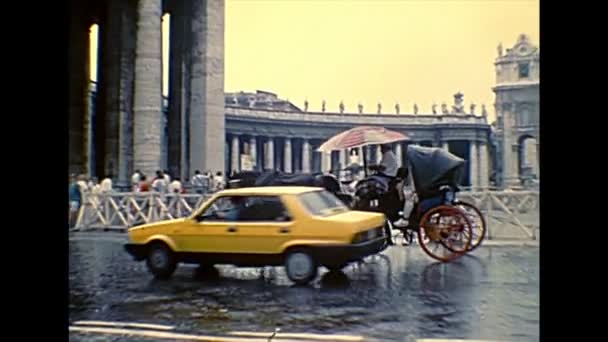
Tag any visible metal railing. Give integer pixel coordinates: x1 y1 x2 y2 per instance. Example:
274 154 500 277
74 190 539 240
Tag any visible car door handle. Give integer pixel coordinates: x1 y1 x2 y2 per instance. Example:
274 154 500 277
227 227 238 233
279 227 290 234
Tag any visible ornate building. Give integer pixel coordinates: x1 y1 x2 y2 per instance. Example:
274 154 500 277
223 92 492 188
493 34 540 187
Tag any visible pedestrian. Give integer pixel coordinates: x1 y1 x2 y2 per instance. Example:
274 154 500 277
131 170 142 191
163 169 171 185
77 174 89 194
213 171 225 192
69 174 83 229
152 170 168 193
191 170 206 194
138 175 150 192
168 177 183 194
100 175 113 193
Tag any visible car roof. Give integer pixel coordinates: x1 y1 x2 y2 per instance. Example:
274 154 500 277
217 186 324 196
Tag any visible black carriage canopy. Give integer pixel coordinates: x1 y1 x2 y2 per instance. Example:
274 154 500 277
406 145 465 198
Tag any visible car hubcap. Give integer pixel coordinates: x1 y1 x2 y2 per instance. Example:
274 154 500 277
151 249 167 269
288 253 312 280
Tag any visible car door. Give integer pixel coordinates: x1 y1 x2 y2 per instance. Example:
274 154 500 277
230 196 295 254
171 195 244 253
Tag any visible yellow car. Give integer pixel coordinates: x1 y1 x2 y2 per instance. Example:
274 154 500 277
124 186 388 285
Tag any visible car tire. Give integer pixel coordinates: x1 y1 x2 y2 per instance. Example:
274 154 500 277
146 242 177 279
284 249 318 285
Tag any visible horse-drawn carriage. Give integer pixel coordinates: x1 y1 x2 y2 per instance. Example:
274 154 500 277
227 126 486 263
351 144 486 262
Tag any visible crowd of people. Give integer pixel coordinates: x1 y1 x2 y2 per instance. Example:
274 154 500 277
68 169 227 228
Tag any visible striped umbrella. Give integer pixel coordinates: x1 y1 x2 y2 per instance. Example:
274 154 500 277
317 126 409 153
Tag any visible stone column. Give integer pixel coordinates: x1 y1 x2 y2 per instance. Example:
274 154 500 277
321 152 331 173
469 141 479 189
395 143 403 167
168 0 186 179
179 0 192 181
339 149 346 170
501 104 519 187
133 0 163 177
302 139 311 172
250 137 257 169
479 143 489 188
188 0 226 174
102 0 125 180
68 6 89 175
284 138 292 173
442 141 449 151
118 0 137 184
231 135 240 173
266 137 274 170
376 145 382 163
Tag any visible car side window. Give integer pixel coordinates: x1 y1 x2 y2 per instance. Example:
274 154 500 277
238 196 291 222
198 196 242 221
197 195 290 222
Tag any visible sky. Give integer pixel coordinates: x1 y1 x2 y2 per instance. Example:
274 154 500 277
90 0 539 123
224 0 539 122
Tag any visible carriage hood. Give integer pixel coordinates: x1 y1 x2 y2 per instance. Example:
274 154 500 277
406 145 465 194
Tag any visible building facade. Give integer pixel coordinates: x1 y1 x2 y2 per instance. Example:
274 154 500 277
69 0 226 183
223 93 492 188
493 34 540 187
72 1 533 190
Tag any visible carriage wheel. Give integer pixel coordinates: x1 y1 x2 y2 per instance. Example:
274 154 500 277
453 201 487 252
417 205 473 263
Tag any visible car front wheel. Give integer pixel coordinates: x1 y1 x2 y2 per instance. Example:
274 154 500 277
284 249 318 285
146 242 177 279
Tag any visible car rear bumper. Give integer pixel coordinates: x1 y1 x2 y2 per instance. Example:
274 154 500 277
124 243 147 261
313 236 388 267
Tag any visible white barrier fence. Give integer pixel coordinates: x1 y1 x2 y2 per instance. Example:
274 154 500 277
75 193 213 230
456 191 539 240
74 191 539 240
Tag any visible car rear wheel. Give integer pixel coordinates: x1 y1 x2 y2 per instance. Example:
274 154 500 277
146 242 177 279
285 249 318 285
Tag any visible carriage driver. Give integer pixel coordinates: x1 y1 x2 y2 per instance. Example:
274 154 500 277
379 144 399 177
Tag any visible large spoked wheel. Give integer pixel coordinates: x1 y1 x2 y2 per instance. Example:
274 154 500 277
146 242 177 279
284 248 318 285
454 200 487 252
417 205 473 263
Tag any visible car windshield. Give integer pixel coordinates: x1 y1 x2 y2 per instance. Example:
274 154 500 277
298 190 348 216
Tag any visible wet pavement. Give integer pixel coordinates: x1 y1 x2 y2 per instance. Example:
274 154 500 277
69 233 539 341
